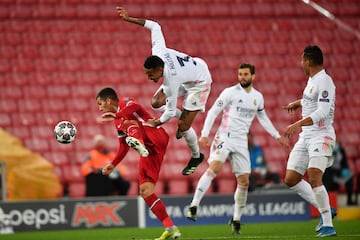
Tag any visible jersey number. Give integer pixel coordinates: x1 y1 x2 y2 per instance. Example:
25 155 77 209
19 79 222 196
176 55 197 67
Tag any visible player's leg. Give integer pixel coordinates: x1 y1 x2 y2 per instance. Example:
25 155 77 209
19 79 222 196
308 162 336 236
230 149 251 235
151 86 182 118
285 139 320 207
187 160 223 221
151 86 166 109
187 138 229 221
139 135 180 240
178 110 204 173
123 120 149 157
180 83 211 175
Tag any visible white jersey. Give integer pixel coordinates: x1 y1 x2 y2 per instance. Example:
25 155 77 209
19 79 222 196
144 20 212 123
201 84 280 148
300 69 336 139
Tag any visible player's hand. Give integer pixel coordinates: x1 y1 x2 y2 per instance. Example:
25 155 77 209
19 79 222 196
283 122 301 138
277 136 290 152
102 164 115 176
116 6 129 20
97 112 116 123
199 136 209 147
283 100 301 115
147 118 162 127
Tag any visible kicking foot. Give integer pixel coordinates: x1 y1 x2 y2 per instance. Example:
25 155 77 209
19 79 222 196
125 136 149 157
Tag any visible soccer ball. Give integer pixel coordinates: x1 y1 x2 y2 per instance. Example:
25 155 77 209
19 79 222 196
54 121 77 144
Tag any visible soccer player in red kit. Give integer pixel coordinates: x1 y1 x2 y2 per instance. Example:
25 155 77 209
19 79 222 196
96 87 181 240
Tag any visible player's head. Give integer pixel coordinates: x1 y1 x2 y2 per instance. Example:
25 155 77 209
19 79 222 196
143 55 164 82
238 63 255 89
96 87 119 113
301 45 323 76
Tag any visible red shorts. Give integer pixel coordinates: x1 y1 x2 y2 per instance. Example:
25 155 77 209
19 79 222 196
138 126 169 185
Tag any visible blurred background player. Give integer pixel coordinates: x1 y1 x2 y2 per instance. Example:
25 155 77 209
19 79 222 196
283 45 337 237
248 131 280 192
186 63 289 235
97 87 181 240
116 6 213 176
81 134 130 197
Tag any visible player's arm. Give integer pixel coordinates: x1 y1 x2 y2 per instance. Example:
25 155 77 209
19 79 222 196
283 116 313 139
116 7 166 58
257 96 290 150
257 111 290 150
309 79 335 123
283 99 301 114
116 7 145 26
116 101 141 119
146 84 178 126
199 90 228 146
102 138 129 175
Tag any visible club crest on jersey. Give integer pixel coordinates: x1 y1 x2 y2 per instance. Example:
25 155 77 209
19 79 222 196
253 99 257 106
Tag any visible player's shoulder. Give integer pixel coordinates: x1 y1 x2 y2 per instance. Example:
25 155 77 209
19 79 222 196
220 85 239 96
119 96 136 105
249 87 264 97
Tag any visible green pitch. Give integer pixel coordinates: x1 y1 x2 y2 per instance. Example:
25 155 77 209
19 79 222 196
1 219 359 240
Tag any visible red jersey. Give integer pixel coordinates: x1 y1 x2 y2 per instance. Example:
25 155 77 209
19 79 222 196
111 97 169 184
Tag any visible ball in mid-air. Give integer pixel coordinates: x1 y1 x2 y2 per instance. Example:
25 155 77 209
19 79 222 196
54 121 77 144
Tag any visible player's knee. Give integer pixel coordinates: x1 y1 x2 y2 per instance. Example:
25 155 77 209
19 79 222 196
140 187 151 198
237 174 250 187
139 183 154 198
284 175 298 187
151 96 165 109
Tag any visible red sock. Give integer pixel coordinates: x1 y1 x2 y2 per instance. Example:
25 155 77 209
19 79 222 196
144 194 174 228
125 122 144 144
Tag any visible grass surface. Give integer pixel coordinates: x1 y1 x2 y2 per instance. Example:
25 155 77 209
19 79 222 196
1 219 359 240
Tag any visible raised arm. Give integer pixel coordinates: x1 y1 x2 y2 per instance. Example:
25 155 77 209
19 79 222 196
116 6 145 26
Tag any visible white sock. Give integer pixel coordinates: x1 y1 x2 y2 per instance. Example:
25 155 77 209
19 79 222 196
233 185 248 221
190 169 216 206
314 185 333 227
182 127 200 158
290 179 319 209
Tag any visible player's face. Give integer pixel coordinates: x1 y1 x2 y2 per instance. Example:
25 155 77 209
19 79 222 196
144 67 163 82
97 97 113 113
301 54 310 76
238 68 254 88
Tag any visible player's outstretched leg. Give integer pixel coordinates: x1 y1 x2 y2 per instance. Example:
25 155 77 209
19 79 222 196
155 227 181 240
182 153 204 175
125 136 149 157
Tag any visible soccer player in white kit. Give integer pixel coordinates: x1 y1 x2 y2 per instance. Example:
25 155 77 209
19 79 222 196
116 7 212 176
283 45 337 237
187 63 289 234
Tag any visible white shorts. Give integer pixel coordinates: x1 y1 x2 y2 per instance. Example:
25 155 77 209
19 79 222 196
286 135 335 175
181 82 211 112
208 134 250 176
